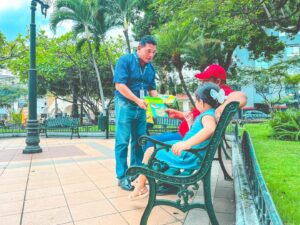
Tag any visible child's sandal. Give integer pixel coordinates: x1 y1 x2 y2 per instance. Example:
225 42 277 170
128 187 149 201
131 179 139 187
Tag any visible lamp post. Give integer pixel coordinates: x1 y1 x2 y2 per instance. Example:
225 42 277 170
23 0 50 154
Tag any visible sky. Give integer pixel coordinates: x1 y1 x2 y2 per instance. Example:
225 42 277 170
0 0 71 41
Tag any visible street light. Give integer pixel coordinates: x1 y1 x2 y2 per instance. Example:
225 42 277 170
23 0 51 154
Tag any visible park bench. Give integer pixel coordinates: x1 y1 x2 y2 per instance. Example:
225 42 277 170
149 116 234 181
40 117 80 139
126 101 239 225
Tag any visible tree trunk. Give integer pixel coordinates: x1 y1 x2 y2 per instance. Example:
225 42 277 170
160 70 168 94
87 40 106 116
123 30 131 53
72 86 79 118
104 45 114 76
168 77 176 96
55 97 58 116
78 69 83 125
224 49 234 71
177 69 195 107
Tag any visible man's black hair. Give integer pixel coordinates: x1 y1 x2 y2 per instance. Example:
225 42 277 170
139 35 157 46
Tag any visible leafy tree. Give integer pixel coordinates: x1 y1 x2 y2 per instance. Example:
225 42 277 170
286 74 300 85
256 0 300 35
184 30 223 71
102 0 139 53
0 32 27 68
153 0 290 71
154 22 196 106
6 30 122 123
131 0 166 40
0 84 26 108
50 0 106 112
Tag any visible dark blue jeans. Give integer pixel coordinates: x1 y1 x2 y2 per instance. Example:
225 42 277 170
142 131 183 152
115 97 146 179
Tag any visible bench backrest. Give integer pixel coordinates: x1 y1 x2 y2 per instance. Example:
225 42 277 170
45 117 79 127
195 101 239 179
154 117 181 127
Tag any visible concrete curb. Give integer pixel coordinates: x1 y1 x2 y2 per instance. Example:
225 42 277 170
232 137 259 225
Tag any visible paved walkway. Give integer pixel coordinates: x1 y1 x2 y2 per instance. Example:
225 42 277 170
0 137 235 225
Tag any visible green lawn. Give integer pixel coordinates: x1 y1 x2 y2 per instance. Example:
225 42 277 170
244 123 300 225
0 128 25 133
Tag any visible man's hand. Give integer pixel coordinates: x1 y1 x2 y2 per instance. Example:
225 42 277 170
165 108 185 120
171 141 191 156
136 99 148 110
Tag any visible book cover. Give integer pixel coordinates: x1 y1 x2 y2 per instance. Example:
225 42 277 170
159 94 177 107
144 97 168 123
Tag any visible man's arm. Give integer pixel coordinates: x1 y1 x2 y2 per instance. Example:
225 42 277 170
227 91 247 108
215 91 247 118
115 83 147 109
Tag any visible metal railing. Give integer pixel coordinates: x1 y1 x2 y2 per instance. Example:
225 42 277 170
238 130 283 225
0 122 117 138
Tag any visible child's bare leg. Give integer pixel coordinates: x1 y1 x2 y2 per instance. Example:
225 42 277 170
129 147 154 200
142 147 154 164
134 147 154 188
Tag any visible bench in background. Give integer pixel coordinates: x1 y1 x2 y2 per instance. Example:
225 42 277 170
40 117 80 139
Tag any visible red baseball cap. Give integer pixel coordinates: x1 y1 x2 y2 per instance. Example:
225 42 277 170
195 64 226 80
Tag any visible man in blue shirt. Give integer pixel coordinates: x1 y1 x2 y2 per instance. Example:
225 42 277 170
113 35 157 191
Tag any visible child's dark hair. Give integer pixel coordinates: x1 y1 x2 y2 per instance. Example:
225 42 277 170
195 82 222 108
139 35 157 46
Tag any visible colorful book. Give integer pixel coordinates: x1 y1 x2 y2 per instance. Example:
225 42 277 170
144 97 168 124
159 94 177 107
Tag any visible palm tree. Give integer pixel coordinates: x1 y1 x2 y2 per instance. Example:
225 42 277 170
184 30 223 71
155 22 196 106
50 0 106 113
92 2 115 76
102 0 139 53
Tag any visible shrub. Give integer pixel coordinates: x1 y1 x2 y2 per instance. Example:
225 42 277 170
269 109 300 141
10 112 22 124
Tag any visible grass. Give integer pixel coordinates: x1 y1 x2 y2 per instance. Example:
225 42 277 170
244 123 300 225
0 128 25 133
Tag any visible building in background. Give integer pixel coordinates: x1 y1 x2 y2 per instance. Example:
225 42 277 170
0 69 48 122
233 30 300 110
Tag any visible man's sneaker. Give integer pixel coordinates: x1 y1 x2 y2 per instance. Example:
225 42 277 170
118 177 134 191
